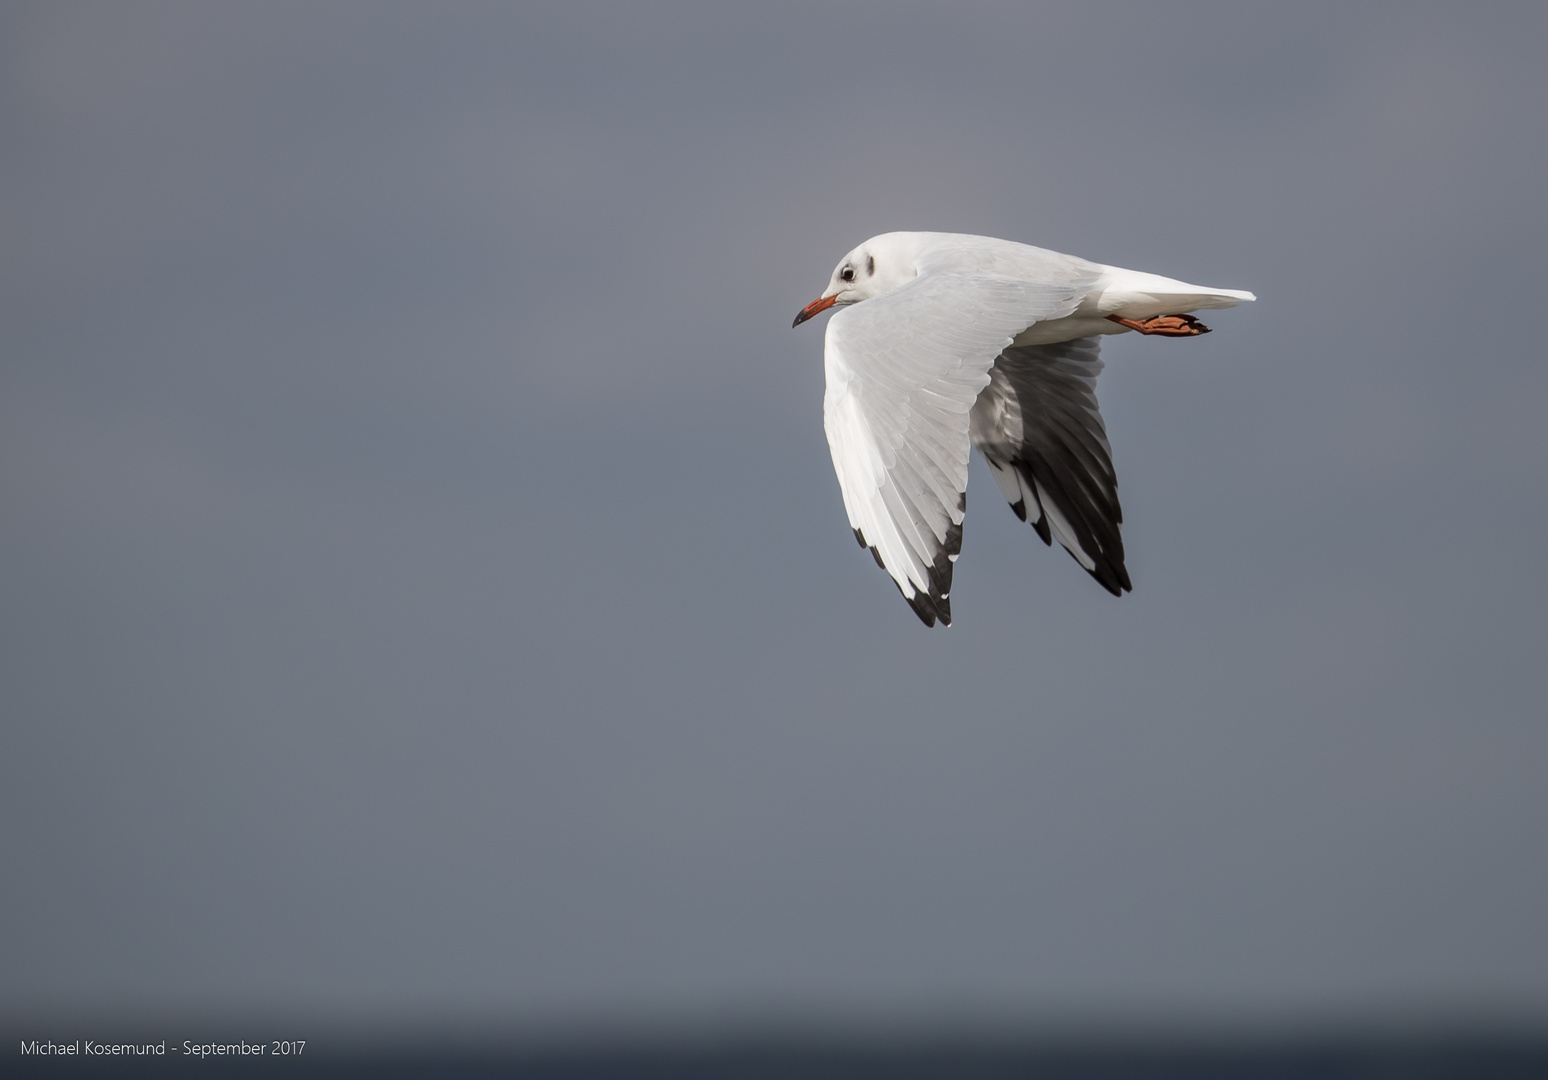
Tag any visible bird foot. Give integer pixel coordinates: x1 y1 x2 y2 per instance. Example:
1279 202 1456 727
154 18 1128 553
1106 313 1211 336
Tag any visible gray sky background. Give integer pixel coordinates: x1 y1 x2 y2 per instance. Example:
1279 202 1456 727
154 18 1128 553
3 1 1546 1036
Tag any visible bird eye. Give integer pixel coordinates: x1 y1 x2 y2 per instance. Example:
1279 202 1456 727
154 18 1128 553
841 266 855 282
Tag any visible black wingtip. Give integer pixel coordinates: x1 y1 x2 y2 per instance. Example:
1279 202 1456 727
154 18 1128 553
903 587 950 628
855 497 964 629
1089 566 1131 597
1031 514 1052 546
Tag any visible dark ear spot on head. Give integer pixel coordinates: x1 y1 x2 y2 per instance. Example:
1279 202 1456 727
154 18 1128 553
867 255 875 276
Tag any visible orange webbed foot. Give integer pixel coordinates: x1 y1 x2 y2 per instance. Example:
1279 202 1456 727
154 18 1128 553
1106 313 1212 336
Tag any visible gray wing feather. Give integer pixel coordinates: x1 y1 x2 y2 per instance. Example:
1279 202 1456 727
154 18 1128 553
969 335 1131 596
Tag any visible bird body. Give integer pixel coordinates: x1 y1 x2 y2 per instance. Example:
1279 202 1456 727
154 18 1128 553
793 232 1253 626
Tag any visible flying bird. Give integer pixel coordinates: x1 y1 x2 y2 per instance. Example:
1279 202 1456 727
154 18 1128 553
793 231 1253 627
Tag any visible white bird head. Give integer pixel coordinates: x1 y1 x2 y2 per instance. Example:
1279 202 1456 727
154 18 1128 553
792 233 921 327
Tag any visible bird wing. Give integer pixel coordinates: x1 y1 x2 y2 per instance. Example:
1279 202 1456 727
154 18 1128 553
823 270 1094 626
968 335 1130 596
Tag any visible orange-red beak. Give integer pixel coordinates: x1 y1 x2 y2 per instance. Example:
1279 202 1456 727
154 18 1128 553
792 294 838 327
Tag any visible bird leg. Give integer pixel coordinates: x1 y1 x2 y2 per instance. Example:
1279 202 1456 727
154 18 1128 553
1105 313 1211 336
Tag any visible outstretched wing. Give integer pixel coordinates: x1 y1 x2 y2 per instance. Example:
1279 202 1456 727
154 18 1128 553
968 335 1130 596
823 271 1094 626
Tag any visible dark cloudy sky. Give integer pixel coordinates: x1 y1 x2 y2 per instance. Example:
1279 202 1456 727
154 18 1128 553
4 1 1546 1036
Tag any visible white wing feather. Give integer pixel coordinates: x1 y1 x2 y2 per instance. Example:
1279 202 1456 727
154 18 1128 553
822 268 1096 626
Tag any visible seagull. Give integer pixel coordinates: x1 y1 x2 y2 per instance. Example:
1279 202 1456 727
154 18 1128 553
793 231 1254 627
